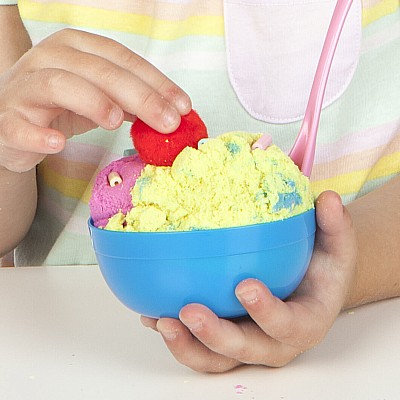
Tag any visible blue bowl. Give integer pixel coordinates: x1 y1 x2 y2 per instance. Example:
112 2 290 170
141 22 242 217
88 208 316 319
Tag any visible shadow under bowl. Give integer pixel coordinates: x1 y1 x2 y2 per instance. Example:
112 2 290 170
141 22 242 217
88 208 316 319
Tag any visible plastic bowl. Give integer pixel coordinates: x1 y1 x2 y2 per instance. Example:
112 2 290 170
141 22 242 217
88 208 316 319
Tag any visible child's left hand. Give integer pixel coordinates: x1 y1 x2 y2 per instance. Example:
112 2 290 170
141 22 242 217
140 190 358 372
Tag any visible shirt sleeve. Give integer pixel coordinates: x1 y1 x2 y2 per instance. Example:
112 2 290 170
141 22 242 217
0 1 18 4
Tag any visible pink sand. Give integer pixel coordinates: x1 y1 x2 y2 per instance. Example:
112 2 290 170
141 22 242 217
89 154 145 228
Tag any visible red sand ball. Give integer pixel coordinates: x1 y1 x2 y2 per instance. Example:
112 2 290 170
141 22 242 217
130 109 208 166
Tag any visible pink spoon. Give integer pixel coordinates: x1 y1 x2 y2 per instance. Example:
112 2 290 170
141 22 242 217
289 0 354 177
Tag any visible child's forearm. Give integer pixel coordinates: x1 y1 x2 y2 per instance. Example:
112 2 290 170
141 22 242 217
344 175 400 308
0 5 32 73
0 5 36 256
0 168 37 257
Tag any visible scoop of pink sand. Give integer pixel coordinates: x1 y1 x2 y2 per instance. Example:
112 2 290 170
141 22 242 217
89 154 145 228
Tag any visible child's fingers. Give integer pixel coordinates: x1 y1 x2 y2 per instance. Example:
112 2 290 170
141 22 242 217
156 315 240 373
50 29 192 114
0 67 124 163
150 191 357 373
294 190 357 311
140 316 158 331
235 279 326 350
0 118 59 173
13 68 124 131
234 192 357 349
65 54 182 132
0 111 64 152
36 29 192 127
24 46 182 133
142 314 242 372
146 190 357 373
314 190 356 264
176 304 301 368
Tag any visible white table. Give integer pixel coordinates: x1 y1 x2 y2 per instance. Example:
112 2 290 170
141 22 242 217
0 266 399 400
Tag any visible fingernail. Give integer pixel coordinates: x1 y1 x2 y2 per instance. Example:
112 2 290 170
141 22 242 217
48 135 60 149
159 327 178 341
162 107 180 130
140 318 153 329
175 97 191 114
181 316 203 332
109 107 123 128
236 288 258 304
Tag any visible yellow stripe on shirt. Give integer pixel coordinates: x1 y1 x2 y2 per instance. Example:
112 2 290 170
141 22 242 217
25 0 223 19
362 0 399 26
311 150 400 197
18 0 224 39
19 0 400 35
367 150 400 180
39 161 90 199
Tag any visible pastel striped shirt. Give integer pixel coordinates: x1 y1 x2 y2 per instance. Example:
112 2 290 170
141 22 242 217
4 0 400 266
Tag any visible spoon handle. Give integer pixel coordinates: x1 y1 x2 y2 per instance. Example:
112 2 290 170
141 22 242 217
289 0 354 177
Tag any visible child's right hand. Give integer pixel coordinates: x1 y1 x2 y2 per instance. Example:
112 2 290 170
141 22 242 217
0 28 191 173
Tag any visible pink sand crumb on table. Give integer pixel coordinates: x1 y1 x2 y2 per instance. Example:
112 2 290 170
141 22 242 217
234 384 247 395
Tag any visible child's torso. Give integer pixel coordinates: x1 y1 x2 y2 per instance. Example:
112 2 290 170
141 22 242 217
14 0 400 266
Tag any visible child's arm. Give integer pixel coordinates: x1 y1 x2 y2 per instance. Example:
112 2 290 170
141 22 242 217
0 5 36 257
142 178 400 372
0 17 192 257
345 175 400 307
0 5 32 72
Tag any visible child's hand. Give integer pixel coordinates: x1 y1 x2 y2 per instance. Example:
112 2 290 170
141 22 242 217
141 190 357 372
0 28 191 173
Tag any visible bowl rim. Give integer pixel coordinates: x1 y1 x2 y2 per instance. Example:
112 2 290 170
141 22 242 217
88 208 316 260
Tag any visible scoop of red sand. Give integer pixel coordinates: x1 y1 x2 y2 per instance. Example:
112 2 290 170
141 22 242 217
130 109 208 166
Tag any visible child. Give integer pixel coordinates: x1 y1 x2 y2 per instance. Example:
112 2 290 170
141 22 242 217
0 0 399 371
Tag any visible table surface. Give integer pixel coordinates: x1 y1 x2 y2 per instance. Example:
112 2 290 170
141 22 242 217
1 266 399 400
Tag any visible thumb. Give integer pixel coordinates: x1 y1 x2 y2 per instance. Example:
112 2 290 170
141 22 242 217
315 190 356 262
294 190 357 313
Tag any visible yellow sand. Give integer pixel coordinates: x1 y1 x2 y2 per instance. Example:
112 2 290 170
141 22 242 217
106 132 314 232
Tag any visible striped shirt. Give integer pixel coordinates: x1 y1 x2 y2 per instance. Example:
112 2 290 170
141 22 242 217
5 0 400 266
